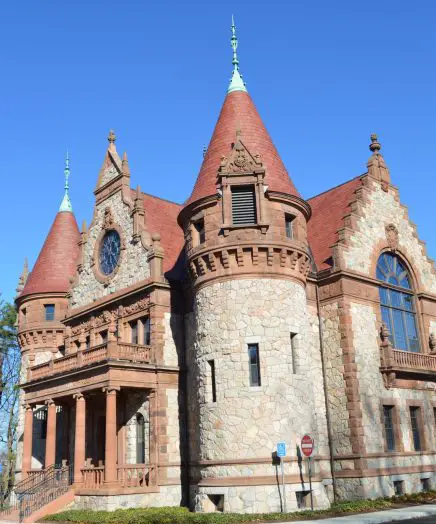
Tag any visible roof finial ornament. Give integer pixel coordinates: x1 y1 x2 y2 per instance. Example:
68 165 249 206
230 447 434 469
59 151 73 212
369 133 381 153
367 133 390 186
108 129 116 144
228 16 247 94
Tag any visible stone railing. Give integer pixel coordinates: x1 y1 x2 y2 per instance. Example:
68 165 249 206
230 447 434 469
392 349 436 371
81 466 104 489
27 342 153 382
117 464 156 488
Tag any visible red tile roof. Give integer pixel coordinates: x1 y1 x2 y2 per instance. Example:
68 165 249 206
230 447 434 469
21 211 80 297
138 192 184 278
307 176 363 270
186 90 299 206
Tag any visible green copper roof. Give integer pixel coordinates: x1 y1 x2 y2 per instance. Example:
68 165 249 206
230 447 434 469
59 151 73 212
228 16 247 94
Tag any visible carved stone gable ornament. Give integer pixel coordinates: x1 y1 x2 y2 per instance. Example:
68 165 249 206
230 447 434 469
103 207 114 230
385 223 399 252
219 137 263 175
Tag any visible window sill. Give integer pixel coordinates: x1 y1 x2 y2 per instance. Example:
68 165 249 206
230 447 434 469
222 223 269 237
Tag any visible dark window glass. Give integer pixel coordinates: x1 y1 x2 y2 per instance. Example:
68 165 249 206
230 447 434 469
248 344 261 387
40 410 47 439
393 480 404 495
231 186 257 225
290 333 298 374
421 478 431 492
85 337 90 350
136 413 145 463
285 215 294 239
99 230 121 275
100 330 108 344
383 406 396 451
44 304 55 321
410 407 422 451
144 317 151 346
377 253 420 353
208 360 217 403
194 219 205 244
130 321 138 344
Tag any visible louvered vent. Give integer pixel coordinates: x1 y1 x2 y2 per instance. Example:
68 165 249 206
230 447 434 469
231 186 257 225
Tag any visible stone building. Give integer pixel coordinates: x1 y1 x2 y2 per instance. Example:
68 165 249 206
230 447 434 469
13 20 436 519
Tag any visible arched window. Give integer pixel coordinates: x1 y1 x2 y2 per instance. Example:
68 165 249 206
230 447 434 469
377 252 420 353
136 413 145 464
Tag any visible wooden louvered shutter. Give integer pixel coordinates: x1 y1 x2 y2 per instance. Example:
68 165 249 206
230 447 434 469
231 186 257 225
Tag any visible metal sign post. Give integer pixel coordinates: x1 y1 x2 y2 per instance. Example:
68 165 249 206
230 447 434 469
276 442 287 513
301 434 314 511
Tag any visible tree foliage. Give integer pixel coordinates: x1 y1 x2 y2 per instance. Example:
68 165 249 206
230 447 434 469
0 296 20 507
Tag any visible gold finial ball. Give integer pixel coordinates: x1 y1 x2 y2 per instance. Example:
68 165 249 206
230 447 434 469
108 129 116 144
369 133 381 153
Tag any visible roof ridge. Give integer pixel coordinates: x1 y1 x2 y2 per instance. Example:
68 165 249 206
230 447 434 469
307 174 365 201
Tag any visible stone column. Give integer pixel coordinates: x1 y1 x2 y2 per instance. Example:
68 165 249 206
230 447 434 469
73 393 86 484
148 389 158 486
45 399 57 468
22 404 34 477
104 388 118 485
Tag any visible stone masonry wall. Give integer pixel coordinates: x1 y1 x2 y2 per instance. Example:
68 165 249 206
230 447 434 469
320 302 353 459
186 278 330 512
342 179 436 293
71 191 150 308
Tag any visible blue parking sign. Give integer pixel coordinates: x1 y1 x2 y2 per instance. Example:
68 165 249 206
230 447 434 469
277 441 286 457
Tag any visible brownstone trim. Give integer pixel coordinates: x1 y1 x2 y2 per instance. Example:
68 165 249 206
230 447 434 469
379 399 404 452
92 222 126 285
338 297 367 470
406 400 429 452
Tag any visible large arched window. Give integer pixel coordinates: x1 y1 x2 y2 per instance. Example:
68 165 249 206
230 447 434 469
377 252 420 353
136 413 145 464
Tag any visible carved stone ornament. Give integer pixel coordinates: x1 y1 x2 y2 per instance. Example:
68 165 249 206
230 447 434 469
219 138 263 175
385 223 399 252
430 332 436 354
103 207 114 230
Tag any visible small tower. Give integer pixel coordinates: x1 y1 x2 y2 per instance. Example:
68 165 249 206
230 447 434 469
16 153 80 370
179 20 330 513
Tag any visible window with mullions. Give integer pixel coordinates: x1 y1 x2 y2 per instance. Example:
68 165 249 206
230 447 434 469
377 252 420 353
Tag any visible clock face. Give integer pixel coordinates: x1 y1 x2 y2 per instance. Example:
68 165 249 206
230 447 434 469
99 230 121 275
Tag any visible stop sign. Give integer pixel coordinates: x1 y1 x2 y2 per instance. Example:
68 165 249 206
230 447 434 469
301 434 314 457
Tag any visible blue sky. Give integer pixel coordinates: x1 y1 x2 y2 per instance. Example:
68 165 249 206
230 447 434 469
1 1 435 303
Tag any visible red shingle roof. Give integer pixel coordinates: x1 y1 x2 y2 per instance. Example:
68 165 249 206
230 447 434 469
139 192 184 277
307 176 363 271
21 211 80 297
186 90 299 206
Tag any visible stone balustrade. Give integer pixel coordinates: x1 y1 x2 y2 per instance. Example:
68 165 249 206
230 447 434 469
27 342 152 382
117 464 156 488
81 466 105 489
392 349 436 371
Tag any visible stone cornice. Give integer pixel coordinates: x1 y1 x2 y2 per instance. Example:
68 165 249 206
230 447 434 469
267 191 312 220
65 277 170 323
188 241 311 290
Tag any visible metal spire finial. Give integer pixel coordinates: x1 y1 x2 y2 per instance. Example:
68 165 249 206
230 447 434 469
228 16 247 93
59 151 73 212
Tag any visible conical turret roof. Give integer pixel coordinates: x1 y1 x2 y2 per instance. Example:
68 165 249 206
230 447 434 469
21 211 80 297
186 90 299 205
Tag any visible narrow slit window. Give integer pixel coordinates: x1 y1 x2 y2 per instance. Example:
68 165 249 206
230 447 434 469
285 214 295 239
44 304 55 321
409 406 422 451
383 405 396 451
143 317 151 345
136 413 145 464
248 344 261 387
208 360 217 403
194 219 205 245
231 186 257 225
290 333 298 374
100 330 108 344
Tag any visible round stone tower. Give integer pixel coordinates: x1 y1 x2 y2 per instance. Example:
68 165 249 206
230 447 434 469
179 20 331 513
15 156 80 476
